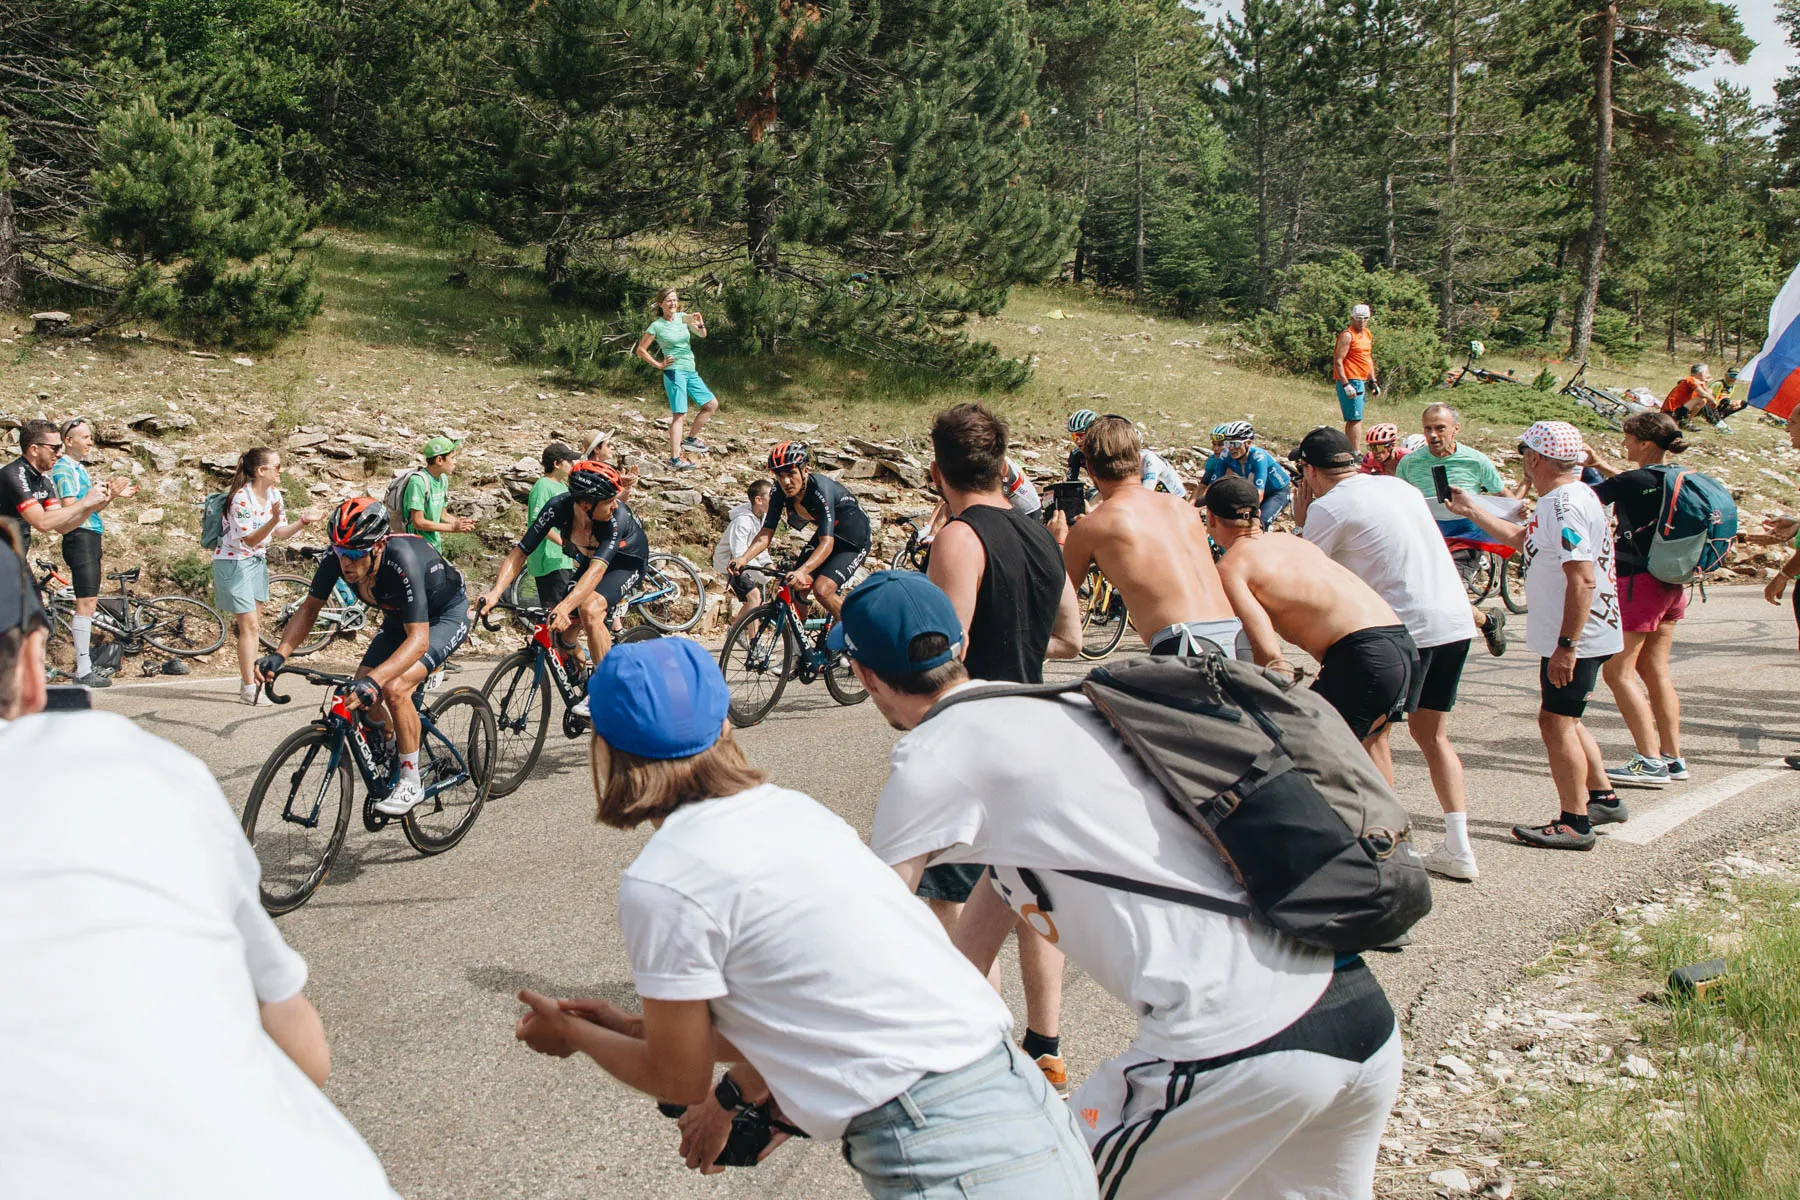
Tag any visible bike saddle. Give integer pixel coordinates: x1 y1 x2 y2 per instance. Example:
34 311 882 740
107 567 142 582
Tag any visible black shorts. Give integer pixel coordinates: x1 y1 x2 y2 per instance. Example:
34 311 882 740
533 569 573 610
1410 638 1471 714
61 528 103 599
595 557 646 609
1312 625 1418 740
812 542 869 589
730 566 775 601
362 596 472 675
1539 653 1611 718
917 862 987 904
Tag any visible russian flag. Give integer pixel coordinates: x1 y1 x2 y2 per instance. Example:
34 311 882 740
1746 261 1800 420
1427 495 1524 558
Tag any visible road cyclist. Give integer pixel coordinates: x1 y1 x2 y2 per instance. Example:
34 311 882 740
1064 408 1185 496
1196 421 1292 528
729 441 872 621
1358 422 1408 477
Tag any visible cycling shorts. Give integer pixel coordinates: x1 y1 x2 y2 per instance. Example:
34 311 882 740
534 568 574 610
62 529 103 599
596 557 646 609
813 542 869 589
362 595 471 675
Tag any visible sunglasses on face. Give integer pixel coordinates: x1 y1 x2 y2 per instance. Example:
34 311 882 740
30 441 63 452
333 546 374 561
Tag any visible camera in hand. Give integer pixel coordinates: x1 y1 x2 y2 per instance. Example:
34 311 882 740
655 1097 805 1168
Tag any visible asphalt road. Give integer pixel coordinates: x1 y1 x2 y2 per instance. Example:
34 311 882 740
98 584 1800 1199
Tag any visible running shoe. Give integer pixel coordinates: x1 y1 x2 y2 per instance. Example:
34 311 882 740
1029 1051 1070 1098
669 457 697 471
1512 820 1596 851
374 776 426 816
1423 843 1479 882
1663 756 1689 781
1480 607 1507 657
1588 796 1630 826
75 671 113 689
1605 753 1670 788
683 437 710 453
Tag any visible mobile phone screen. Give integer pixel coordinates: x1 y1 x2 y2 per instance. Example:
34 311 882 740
44 685 93 712
1431 464 1452 505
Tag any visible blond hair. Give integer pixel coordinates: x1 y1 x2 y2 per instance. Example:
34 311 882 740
1081 416 1142 482
590 730 767 829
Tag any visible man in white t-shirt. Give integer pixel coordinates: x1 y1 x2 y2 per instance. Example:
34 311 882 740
1449 420 1628 851
713 479 776 619
0 528 396 1199
510 636 1096 1197
833 570 1402 1200
1291 427 1482 882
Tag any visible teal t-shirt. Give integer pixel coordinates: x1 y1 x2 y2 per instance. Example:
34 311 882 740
647 315 697 372
402 469 449 548
525 476 574 576
50 456 103 534
1396 443 1506 499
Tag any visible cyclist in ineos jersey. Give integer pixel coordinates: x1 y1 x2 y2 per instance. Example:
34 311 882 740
476 462 648 718
257 498 472 816
730 442 871 619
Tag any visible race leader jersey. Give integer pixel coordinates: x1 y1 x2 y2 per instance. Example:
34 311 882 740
763 472 870 550
0 456 59 550
308 534 465 625
516 492 650 571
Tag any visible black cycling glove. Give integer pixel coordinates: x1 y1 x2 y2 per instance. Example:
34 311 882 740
350 677 383 709
255 653 285 679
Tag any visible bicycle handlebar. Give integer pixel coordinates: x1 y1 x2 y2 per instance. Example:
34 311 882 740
478 598 549 633
262 663 356 706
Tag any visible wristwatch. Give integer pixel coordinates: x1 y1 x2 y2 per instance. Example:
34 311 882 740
714 1072 750 1113
1556 635 1576 650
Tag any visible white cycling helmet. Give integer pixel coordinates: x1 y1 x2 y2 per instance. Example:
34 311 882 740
1403 433 1428 454
1218 420 1255 443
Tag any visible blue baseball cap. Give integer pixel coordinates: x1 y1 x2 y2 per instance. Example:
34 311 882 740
826 570 963 677
587 637 730 760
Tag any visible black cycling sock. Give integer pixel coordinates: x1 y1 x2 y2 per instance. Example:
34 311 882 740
1562 811 1592 834
1589 789 1618 805
1021 1029 1060 1060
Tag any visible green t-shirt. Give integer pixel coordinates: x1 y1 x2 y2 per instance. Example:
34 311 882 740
647 315 697 372
1396 443 1507 499
526 476 574 576
402 469 449 548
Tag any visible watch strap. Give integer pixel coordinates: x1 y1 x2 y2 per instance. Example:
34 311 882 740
715 1073 748 1112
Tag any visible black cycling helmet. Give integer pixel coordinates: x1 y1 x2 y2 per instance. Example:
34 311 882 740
328 497 390 551
768 441 810 471
567 460 622 501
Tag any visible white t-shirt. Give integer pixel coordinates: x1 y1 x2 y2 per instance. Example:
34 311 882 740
215 484 281 561
871 687 1332 1064
712 502 774 573
1522 482 1623 659
618 783 1011 1139
0 711 396 1199
1302 474 1477 650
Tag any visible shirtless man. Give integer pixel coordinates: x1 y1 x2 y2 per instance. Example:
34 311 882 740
1058 415 1244 658
1204 475 1419 784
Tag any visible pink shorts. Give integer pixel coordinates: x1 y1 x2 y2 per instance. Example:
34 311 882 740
1618 572 1688 633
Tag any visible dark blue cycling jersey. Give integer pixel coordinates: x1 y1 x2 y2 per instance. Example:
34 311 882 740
309 534 464 626
517 492 650 571
762 471 870 550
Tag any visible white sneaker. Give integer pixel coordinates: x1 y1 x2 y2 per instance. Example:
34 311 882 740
240 684 259 706
570 696 591 720
375 776 426 816
1424 842 1480 882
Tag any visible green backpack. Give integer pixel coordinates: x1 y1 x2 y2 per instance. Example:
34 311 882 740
200 492 230 550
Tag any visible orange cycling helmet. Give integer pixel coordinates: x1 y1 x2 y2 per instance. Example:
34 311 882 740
768 441 810 471
1365 423 1400 446
328 497 390 550
567 460 622 501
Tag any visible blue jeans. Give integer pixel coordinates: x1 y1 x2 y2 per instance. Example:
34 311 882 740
1261 487 1292 528
841 1041 1098 1199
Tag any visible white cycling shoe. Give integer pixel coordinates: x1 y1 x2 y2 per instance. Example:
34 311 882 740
375 776 427 817
570 696 592 720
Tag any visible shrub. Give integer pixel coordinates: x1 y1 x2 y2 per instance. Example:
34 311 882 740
167 550 213 596
437 532 483 566
1242 254 1447 398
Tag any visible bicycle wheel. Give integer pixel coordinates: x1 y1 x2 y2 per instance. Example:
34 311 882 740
1464 552 1497 604
1079 575 1128 660
139 595 228 656
260 575 334 655
241 724 353 915
403 686 496 855
824 643 869 707
890 535 928 572
481 649 551 799
1500 553 1529 614
638 554 706 633
719 603 794 727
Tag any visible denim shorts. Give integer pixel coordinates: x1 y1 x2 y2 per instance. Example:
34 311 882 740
662 368 715 414
841 1041 1098 1199
1336 379 1368 421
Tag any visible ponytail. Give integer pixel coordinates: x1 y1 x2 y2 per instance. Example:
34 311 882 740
228 447 277 503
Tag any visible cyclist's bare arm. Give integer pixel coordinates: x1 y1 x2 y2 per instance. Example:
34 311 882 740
1332 330 1352 382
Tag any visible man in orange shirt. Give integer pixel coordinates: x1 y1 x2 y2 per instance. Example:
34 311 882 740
1333 304 1380 452
1662 364 1715 425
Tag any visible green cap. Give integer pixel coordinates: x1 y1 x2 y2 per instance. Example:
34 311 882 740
422 436 461 459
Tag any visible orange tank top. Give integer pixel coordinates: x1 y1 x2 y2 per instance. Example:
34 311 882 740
1340 328 1373 381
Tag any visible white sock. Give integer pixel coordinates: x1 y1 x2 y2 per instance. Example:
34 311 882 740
72 615 93 676
399 749 420 784
1443 811 1472 858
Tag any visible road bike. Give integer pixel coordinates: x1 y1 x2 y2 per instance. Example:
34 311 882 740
890 516 934 572
1078 565 1129 659
717 561 868 727
500 552 707 635
263 547 371 655
1460 547 1528 614
240 664 497 914
1561 363 1635 431
478 600 661 797
35 559 227 666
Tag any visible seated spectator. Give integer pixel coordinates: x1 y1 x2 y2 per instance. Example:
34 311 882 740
0 525 396 1198
511 637 1096 1197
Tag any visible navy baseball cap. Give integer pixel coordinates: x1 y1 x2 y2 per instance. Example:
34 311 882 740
0 533 47 637
587 636 730 760
826 570 963 677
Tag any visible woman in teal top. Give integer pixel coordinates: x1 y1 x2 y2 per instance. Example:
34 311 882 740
635 286 719 472
51 419 136 685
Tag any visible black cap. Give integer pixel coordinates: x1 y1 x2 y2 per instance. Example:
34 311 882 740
0 531 47 637
1290 427 1357 470
1203 475 1261 522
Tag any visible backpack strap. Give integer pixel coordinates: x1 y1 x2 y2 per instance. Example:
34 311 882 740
919 678 1088 725
1051 868 1254 921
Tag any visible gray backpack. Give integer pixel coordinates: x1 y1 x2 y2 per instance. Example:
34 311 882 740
383 468 428 534
925 652 1431 954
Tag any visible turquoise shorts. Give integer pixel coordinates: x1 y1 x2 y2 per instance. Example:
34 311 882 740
212 555 269 615
661 368 715 415
1336 379 1368 421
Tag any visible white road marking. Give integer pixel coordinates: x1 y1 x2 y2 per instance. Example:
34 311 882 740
1609 759 1791 845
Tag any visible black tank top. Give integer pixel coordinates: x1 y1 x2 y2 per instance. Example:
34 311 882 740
954 504 1063 684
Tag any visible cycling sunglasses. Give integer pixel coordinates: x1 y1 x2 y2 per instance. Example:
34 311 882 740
333 545 376 561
